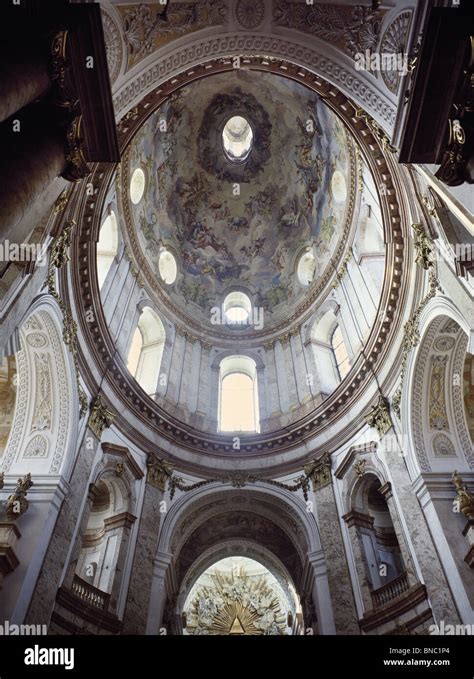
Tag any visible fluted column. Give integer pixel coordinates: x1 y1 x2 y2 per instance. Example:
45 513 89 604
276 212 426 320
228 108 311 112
281 336 298 409
165 331 186 405
194 343 210 418
274 341 289 412
290 330 312 404
263 342 280 417
178 336 194 408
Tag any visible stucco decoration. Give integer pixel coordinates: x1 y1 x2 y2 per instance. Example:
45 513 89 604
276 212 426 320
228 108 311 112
0 356 17 458
0 310 73 476
429 355 449 431
432 433 456 459
379 11 413 94
273 1 384 58
119 1 228 69
184 558 287 635
235 0 265 30
101 9 123 85
127 70 352 331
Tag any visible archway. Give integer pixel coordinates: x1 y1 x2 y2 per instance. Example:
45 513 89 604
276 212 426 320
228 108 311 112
148 485 330 635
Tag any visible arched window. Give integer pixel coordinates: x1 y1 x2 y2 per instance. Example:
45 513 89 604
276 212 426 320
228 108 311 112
74 478 130 607
347 475 406 606
97 211 118 289
311 310 351 396
331 325 350 380
223 291 252 325
218 356 259 432
126 307 165 397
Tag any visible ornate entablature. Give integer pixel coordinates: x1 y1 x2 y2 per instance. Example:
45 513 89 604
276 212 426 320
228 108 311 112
66 55 412 471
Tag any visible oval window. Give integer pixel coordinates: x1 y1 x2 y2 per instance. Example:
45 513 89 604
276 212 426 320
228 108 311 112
158 249 177 285
130 167 146 204
222 116 253 163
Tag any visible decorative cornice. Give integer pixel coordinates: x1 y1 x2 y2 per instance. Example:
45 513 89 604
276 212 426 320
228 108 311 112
113 34 396 127
354 108 397 153
343 510 375 530
378 481 393 501
69 56 409 461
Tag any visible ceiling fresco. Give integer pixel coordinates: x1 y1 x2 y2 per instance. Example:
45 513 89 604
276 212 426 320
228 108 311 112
127 69 353 330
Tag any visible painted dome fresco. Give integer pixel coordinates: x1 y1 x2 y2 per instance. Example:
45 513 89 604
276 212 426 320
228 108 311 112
124 70 355 332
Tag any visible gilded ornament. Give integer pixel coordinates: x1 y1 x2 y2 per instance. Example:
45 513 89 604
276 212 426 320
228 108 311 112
63 115 90 182
5 474 33 520
392 270 441 418
366 396 393 438
354 459 366 478
147 457 174 492
304 453 332 491
88 394 115 439
355 109 397 153
452 471 474 520
411 223 433 269
53 190 69 216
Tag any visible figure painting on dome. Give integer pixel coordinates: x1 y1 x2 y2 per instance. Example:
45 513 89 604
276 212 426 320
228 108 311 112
129 70 353 327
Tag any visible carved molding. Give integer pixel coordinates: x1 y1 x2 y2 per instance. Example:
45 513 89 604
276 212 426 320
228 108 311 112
113 35 396 127
69 56 409 463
